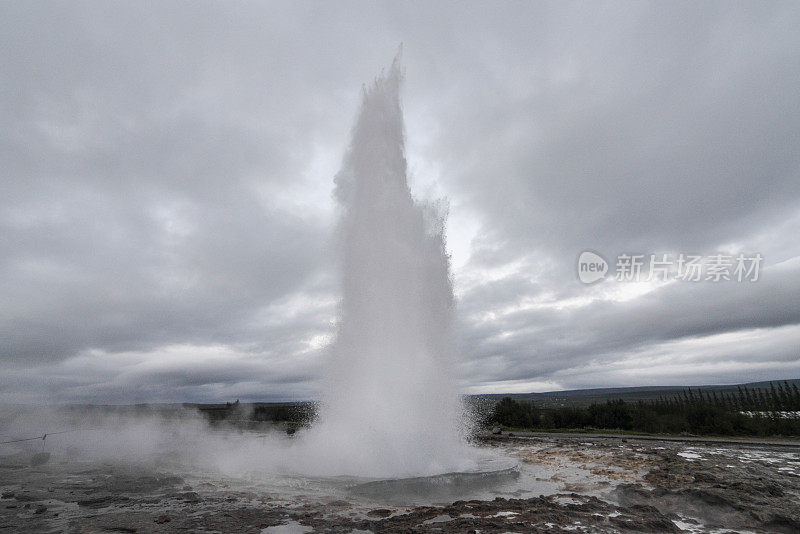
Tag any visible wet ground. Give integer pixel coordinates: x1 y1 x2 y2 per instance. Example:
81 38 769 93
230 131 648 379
2 434 799 533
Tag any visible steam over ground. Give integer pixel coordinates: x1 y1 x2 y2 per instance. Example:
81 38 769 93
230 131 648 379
2 405 333 477
1 404 485 480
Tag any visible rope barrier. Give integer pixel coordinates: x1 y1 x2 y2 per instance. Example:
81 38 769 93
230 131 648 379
0 428 87 445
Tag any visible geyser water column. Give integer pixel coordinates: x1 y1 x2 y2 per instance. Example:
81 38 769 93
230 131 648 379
305 55 477 478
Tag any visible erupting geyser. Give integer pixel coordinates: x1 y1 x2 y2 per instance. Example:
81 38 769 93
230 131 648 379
303 53 479 477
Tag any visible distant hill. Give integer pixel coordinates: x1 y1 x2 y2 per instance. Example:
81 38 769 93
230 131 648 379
476 379 800 409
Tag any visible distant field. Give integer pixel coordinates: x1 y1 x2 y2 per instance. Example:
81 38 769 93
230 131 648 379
476 378 800 409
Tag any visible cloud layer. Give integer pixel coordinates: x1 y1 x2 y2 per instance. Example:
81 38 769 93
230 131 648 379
2 2 799 402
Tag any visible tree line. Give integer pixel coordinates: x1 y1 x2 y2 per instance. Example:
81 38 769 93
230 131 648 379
487 382 800 437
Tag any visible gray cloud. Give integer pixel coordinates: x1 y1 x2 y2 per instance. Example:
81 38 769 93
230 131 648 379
458 259 800 385
1 1 799 402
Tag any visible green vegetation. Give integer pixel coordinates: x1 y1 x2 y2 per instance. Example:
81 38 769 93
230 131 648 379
487 382 800 437
193 401 315 427
185 381 800 438
251 402 315 424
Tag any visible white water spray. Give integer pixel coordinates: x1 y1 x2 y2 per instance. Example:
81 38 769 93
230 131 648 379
302 54 477 477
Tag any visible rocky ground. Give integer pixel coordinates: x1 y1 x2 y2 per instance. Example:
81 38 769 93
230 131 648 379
1 434 799 533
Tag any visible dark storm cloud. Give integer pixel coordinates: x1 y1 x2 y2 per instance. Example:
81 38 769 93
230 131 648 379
458 259 800 384
432 3 800 258
1 1 799 401
1 2 340 365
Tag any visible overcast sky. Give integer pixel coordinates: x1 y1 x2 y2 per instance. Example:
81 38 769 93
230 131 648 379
2 1 799 403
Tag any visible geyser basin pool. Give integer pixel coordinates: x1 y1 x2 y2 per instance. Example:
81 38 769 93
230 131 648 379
348 456 520 505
